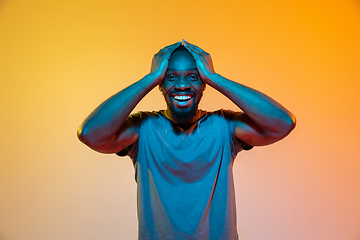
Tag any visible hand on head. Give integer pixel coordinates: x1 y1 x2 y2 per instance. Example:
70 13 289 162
150 41 182 85
182 39 216 83
150 40 216 85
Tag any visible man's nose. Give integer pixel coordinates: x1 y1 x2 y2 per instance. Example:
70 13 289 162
174 77 191 91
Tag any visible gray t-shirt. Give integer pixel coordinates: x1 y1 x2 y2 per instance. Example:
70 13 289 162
116 109 252 240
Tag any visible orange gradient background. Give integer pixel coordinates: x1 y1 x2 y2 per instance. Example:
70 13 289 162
1 0 359 239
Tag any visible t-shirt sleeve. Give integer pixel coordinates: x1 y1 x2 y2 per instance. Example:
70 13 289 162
114 111 145 160
219 109 254 155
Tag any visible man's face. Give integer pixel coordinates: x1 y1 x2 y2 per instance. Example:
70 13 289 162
160 48 205 122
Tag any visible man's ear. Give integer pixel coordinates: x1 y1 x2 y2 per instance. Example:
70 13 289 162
159 85 163 91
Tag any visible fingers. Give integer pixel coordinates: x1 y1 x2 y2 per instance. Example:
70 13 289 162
182 39 205 54
150 41 183 76
164 41 181 55
182 39 215 74
168 41 182 48
182 39 201 61
162 41 182 53
155 41 182 59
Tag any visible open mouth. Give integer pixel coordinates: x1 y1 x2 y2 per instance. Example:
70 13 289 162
172 94 193 101
172 95 193 101
171 94 194 107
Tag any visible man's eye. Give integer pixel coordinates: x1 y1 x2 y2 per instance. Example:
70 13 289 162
188 75 198 81
167 75 177 81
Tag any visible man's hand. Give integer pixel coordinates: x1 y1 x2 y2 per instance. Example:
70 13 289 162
182 39 216 83
150 41 182 85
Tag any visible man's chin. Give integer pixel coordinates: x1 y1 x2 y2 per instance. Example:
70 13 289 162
164 93 202 123
168 105 198 122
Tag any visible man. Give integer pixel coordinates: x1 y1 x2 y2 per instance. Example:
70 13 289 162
77 40 296 240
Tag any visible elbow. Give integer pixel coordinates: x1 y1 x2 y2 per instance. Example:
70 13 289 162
77 124 113 151
280 112 296 138
269 112 296 141
77 124 88 144
288 112 296 131
77 124 97 146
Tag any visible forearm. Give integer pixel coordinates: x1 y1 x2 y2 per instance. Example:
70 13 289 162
207 73 296 134
78 74 158 145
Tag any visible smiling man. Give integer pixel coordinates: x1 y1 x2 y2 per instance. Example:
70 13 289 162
160 45 205 125
77 40 296 240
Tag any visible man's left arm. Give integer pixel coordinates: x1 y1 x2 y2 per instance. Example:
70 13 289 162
183 40 296 146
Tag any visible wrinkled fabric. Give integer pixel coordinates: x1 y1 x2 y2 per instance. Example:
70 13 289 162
118 109 244 240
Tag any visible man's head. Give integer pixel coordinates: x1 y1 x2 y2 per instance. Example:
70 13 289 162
160 45 206 124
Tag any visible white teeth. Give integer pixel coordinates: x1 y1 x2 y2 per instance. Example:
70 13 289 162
174 95 191 100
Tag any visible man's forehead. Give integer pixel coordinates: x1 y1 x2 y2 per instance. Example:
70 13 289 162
167 67 197 71
168 52 197 71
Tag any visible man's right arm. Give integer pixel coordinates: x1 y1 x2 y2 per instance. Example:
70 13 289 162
77 41 182 154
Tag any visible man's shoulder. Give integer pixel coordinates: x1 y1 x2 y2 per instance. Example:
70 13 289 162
129 110 163 117
127 110 167 128
201 109 243 119
128 110 165 120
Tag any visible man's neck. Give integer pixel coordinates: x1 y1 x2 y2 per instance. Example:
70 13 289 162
165 108 201 126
